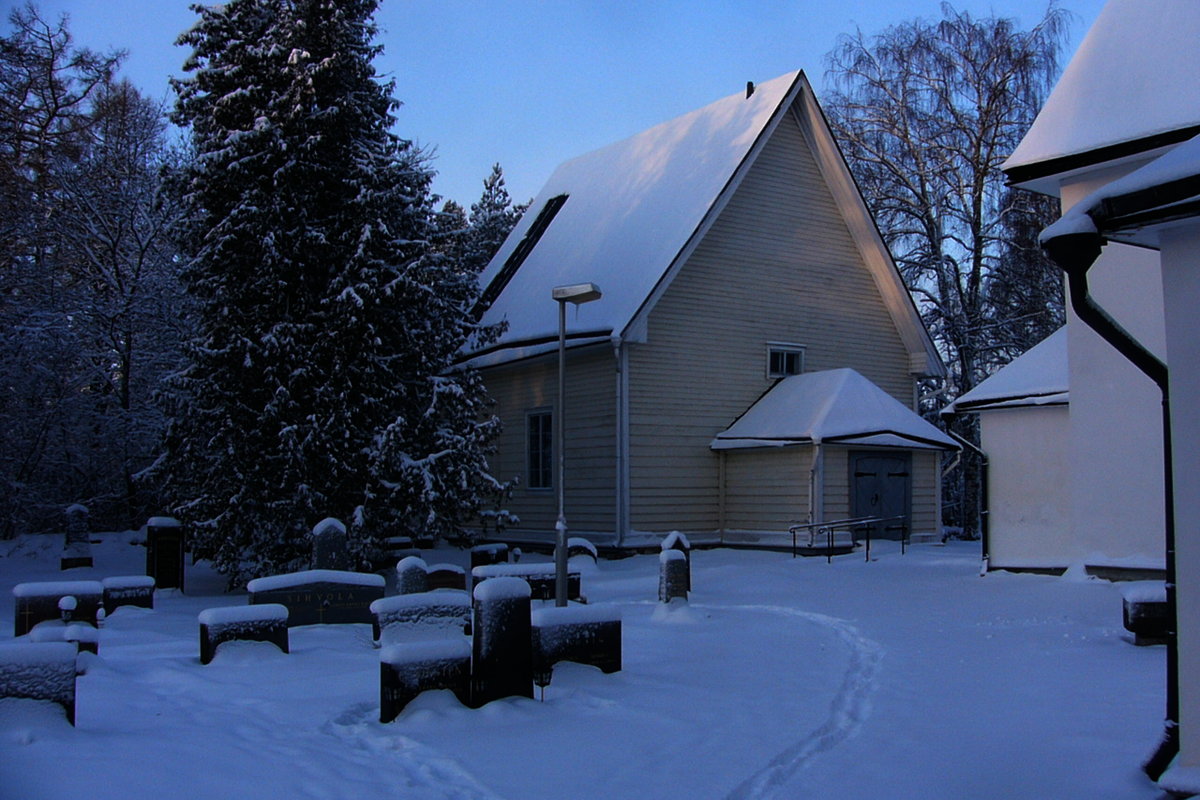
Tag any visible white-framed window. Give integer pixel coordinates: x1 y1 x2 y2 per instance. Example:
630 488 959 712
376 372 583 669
526 408 553 490
767 342 805 378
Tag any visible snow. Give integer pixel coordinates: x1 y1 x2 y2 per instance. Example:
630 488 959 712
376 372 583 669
397 556 429 574
101 575 156 590
471 72 803 360
472 576 532 602
660 531 690 551
1040 132 1200 249
473 563 560 579
945 327 1069 413
312 518 346 535
370 592 470 615
711 368 958 450
380 639 471 667
12 580 102 598
1121 582 1167 605
660 549 686 564
245 570 386 593
198 604 289 626
1004 0 1200 180
0 531 1170 799
146 517 180 528
530 605 620 627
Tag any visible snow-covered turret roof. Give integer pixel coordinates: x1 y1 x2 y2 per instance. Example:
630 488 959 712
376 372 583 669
944 327 1068 414
467 71 942 375
711 368 957 451
1004 0 1200 192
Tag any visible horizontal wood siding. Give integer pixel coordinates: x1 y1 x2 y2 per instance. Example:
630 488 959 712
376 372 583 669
722 448 812 533
481 347 616 535
629 106 915 533
822 448 851 521
910 449 941 537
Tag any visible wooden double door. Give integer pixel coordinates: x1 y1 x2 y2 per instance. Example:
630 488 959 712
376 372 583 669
850 451 911 541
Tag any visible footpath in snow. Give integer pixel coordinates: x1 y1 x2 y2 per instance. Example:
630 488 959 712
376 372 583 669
0 533 1167 799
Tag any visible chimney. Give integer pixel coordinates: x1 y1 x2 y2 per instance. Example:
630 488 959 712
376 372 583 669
746 81 755 98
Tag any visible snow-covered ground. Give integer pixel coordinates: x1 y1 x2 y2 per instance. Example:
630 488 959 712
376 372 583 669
0 533 1168 799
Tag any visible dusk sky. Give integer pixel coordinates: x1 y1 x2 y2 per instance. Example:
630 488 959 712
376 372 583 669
14 0 1106 208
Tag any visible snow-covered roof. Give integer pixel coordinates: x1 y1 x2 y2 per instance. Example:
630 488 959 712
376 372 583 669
1039 132 1200 249
711 368 957 451
468 71 941 375
473 71 802 354
944 327 1069 414
1004 0 1200 191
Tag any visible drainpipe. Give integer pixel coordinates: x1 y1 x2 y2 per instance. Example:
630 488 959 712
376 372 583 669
941 426 989 575
1041 231 1178 780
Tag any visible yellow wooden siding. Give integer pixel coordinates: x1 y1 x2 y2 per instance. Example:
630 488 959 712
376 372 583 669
822 448 851 521
481 346 617 534
722 448 812 533
628 104 915 533
910 449 942 536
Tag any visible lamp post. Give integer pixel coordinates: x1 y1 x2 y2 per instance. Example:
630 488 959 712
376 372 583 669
552 282 602 607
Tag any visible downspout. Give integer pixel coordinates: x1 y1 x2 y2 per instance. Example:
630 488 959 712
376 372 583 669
614 338 630 548
1041 231 1178 780
940 425 989 575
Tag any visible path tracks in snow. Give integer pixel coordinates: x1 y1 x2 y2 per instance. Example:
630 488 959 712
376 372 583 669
706 604 883 800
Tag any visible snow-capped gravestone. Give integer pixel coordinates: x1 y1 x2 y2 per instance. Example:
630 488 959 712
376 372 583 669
659 549 688 603
531 605 622 688
427 563 467 591
246 570 384 627
470 543 509 570
0 641 78 725
660 531 691 591
380 639 471 723
310 518 350 571
13 581 103 637
395 556 429 595
60 504 93 571
198 604 289 665
472 563 582 603
370 590 471 645
102 576 155 612
145 517 185 592
471 577 533 706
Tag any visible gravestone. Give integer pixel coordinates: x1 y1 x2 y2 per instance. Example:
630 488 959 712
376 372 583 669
13 581 103 637
567 536 598 565
311 518 350 571
60 504 93 570
427 564 467 591
471 577 533 707
199 604 289 665
470 543 509 570
531 605 622 685
395 557 429 595
379 639 471 722
472 563 582 602
659 549 688 603
370 590 471 645
102 576 155 611
247 570 385 627
0 641 78 725
660 531 691 592
146 517 185 591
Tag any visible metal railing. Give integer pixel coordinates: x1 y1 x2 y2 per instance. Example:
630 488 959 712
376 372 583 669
787 515 909 562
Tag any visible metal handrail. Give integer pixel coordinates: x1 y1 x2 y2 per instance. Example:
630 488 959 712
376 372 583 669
787 515 908 562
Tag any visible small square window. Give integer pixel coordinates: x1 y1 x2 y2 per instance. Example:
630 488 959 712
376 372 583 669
526 409 553 490
767 344 805 378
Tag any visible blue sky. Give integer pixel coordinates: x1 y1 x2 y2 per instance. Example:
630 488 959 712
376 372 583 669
12 0 1106 208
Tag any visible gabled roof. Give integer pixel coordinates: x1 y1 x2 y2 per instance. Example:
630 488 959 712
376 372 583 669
944 327 1068 414
711 368 957 451
468 71 943 376
1004 0 1200 192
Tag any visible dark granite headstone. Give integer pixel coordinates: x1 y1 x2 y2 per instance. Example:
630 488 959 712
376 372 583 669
567 536 598 564
13 581 103 637
470 543 509 570
659 550 688 603
247 570 385 627
0 641 78 725
660 531 691 592
60 504 93 570
471 577 532 707
311 518 350 571
531 606 622 684
198 604 289 665
102 576 155 611
379 640 471 722
396 557 429 595
427 564 467 591
146 517 185 591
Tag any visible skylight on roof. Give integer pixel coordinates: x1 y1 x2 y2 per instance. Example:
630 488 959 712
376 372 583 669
474 194 569 317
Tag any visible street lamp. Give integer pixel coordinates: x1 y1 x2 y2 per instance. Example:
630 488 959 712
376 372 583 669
552 282 602 607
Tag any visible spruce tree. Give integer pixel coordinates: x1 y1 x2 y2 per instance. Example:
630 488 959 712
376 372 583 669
462 163 524 275
163 0 501 584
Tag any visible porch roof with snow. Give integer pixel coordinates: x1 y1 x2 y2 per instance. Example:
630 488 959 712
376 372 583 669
943 327 1069 414
711 368 957 452
1003 0 1200 193
466 70 942 376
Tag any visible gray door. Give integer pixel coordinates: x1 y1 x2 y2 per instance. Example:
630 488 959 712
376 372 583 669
851 452 911 541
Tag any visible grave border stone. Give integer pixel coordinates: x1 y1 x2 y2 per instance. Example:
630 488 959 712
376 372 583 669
246 569 385 627
198 604 290 665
